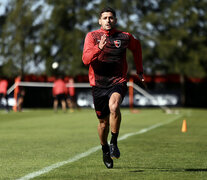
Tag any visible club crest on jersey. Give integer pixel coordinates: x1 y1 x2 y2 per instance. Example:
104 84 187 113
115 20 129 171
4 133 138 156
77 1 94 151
114 40 121 48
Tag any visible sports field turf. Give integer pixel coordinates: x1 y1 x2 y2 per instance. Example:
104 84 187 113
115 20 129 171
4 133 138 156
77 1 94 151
0 108 207 180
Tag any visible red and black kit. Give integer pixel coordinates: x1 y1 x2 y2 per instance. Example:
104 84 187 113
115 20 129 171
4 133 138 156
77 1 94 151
82 27 143 118
92 82 127 119
82 27 143 88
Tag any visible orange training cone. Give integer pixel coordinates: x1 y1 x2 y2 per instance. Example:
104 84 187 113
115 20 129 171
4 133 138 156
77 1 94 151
181 119 187 132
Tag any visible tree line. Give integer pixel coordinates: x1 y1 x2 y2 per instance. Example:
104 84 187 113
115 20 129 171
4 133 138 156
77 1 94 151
0 0 206 78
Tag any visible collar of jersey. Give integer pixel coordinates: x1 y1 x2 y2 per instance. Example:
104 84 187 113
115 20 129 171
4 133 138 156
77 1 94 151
100 27 117 36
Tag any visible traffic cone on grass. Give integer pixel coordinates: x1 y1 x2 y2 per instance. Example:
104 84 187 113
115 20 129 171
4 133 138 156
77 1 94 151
181 119 187 133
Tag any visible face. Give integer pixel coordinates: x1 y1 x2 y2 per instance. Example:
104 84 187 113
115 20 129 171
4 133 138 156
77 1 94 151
99 12 117 31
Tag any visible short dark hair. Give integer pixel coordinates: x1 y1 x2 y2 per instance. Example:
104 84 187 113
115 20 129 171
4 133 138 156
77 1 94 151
99 7 116 18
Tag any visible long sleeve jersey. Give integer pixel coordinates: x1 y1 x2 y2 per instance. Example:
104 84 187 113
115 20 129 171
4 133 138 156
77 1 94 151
82 28 143 87
53 79 67 96
0 79 8 95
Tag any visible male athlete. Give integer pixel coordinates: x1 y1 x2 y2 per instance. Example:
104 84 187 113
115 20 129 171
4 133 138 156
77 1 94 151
53 76 67 112
82 7 144 168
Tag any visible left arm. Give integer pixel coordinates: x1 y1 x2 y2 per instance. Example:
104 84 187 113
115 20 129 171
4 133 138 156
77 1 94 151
128 34 143 77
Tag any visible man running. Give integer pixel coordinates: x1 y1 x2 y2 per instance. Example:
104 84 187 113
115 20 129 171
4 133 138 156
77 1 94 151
82 7 144 168
53 76 67 112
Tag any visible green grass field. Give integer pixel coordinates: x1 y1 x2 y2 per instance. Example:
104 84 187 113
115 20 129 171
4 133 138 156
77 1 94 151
0 108 207 180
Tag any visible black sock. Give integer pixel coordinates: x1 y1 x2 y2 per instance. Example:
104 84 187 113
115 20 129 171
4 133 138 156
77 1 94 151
102 144 109 153
110 132 119 145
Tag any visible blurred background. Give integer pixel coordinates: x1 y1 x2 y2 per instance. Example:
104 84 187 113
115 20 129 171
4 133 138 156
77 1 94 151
0 0 207 108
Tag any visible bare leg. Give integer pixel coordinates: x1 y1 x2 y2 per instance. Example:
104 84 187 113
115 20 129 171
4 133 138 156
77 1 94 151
109 92 122 133
108 92 122 159
61 100 66 112
17 97 24 112
53 99 58 112
98 116 109 145
67 99 74 112
98 115 114 168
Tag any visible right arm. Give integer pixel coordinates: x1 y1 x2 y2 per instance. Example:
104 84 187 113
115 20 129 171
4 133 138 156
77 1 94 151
82 32 104 66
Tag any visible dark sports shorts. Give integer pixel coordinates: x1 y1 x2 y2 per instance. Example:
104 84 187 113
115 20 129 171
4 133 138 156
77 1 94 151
92 82 127 119
54 93 66 101
67 94 76 102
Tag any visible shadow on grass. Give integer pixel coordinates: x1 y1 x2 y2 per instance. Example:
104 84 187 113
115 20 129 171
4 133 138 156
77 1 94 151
185 169 207 172
129 168 207 173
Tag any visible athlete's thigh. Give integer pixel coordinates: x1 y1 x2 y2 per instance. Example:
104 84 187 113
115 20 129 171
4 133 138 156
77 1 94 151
92 87 110 119
108 82 127 107
109 92 122 107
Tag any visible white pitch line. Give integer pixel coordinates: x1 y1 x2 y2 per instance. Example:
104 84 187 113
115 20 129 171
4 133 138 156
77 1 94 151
16 114 182 180
16 146 101 180
118 115 182 141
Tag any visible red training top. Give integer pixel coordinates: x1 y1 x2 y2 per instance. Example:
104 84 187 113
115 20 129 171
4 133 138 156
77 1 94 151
53 79 67 96
0 79 8 95
82 27 143 87
68 78 75 97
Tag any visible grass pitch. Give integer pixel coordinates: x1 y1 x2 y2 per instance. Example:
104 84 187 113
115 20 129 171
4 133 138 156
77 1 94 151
0 108 207 180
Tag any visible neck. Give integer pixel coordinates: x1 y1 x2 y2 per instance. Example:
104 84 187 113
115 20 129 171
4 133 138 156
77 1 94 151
100 27 116 35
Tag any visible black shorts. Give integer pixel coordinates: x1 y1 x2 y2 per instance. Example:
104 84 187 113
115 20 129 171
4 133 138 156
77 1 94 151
92 82 127 119
67 94 76 102
54 94 66 101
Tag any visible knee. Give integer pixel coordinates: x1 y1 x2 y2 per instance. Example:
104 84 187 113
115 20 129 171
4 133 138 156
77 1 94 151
99 119 109 129
109 102 119 114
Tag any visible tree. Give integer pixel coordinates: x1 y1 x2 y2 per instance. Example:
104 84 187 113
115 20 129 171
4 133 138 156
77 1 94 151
0 0 43 76
132 0 207 78
1 0 206 79
39 0 94 76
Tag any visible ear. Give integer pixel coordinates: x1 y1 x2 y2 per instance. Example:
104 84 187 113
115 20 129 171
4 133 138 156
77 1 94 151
99 18 102 25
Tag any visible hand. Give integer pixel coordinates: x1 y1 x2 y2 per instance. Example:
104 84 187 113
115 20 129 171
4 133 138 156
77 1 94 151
98 34 107 50
138 73 148 90
138 73 144 82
